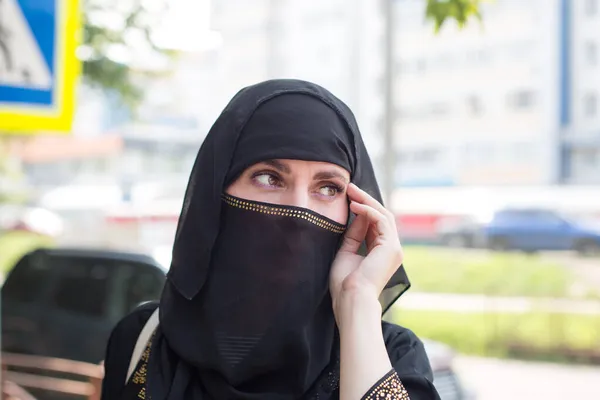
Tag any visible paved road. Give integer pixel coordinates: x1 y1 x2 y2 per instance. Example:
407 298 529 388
454 356 600 400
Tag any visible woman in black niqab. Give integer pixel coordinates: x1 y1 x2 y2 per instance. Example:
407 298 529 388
101 79 440 400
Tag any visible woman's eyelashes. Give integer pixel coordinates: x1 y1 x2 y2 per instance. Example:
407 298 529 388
252 171 284 188
252 171 283 188
315 182 344 198
250 171 346 199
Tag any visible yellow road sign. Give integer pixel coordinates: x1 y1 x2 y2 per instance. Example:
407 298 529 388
0 0 81 133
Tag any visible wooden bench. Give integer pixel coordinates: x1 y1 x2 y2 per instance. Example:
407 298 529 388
2 380 37 400
1 353 104 400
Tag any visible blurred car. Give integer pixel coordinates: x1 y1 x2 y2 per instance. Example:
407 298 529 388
437 215 488 248
483 208 600 255
2 247 473 399
1 248 166 364
422 339 474 400
0 205 64 237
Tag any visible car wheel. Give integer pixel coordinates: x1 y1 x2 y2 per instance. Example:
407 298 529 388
489 236 509 252
575 240 600 257
445 234 471 248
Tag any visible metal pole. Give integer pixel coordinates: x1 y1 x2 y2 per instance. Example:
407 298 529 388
380 0 397 312
382 0 395 208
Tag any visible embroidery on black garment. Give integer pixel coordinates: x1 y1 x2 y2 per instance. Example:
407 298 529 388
362 369 410 400
222 194 347 234
123 332 155 400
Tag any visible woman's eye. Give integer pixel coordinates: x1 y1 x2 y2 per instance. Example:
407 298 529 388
254 173 280 187
318 185 339 197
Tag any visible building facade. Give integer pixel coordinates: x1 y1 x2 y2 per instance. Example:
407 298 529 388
560 0 600 184
393 0 567 186
209 0 385 156
209 0 600 187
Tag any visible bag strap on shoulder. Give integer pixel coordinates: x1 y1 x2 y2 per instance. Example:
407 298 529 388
125 307 160 384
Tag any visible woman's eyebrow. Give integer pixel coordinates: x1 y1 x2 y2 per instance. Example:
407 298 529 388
262 159 291 174
313 171 349 184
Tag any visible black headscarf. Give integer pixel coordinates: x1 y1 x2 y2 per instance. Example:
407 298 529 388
147 80 411 400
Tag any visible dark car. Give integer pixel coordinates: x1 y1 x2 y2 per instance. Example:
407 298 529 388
421 339 474 400
438 215 487 248
1 247 166 364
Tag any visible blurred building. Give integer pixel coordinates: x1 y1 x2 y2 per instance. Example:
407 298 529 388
98 50 223 193
210 0 386 161
210 0 600 187
10 135 123 190
393 0 600 186
561 0 600 184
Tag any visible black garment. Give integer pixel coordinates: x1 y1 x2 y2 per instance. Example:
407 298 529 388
168 81 410 306
101 303 439 400
153 194 347 399
102 79 425 400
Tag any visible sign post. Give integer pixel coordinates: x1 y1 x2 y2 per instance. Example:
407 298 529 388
0 0 80 133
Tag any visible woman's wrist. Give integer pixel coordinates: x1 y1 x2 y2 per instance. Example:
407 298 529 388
336 286 393 399
334 285 382 333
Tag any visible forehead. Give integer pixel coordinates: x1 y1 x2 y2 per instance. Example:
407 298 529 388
259 159 349 177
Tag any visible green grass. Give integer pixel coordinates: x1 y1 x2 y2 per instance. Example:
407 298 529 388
403 246 576 298
390 308 600 364
0 231 55 276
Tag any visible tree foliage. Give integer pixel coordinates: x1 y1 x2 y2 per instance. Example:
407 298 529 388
80 0 172 108
425 0 485 32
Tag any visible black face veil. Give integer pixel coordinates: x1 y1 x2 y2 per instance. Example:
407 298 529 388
147 80 411 400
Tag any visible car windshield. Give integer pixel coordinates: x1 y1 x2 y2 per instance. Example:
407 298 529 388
556 211 587 224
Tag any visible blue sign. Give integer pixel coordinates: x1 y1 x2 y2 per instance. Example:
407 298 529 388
0 0 80 133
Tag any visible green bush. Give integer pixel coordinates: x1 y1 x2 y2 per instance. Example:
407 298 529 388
403 246 576 298
390 308 600 364
0 231 55 276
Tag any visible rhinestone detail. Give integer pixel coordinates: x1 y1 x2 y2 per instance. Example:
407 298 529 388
222 194 346 234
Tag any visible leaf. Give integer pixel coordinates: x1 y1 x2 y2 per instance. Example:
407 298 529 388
425 0 485 33
80 0 172 110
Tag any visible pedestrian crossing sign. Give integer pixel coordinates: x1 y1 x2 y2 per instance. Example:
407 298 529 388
0 0 81 133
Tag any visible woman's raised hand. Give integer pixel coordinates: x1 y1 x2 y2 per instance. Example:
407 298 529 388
329 183 403 323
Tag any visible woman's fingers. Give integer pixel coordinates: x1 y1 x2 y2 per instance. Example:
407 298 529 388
350 201 393 239
347 184 396 224
338 213 369 254
350 201 403 261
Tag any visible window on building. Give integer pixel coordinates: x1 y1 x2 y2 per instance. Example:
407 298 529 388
511 142 536 163
585 42 598 66
397 151 410 165
584 93 598 117
412 149 440 164
395 60 410 75
467 48 491 64
466 95 483 116
569 147 600 182
394 107 411 122
586 0 598 16
428 103 451 117
463 143 496 165
581 149 599 166
508 90 535 110
396 149 441 165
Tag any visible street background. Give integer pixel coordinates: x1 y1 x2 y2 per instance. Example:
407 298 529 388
2 0 600 399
